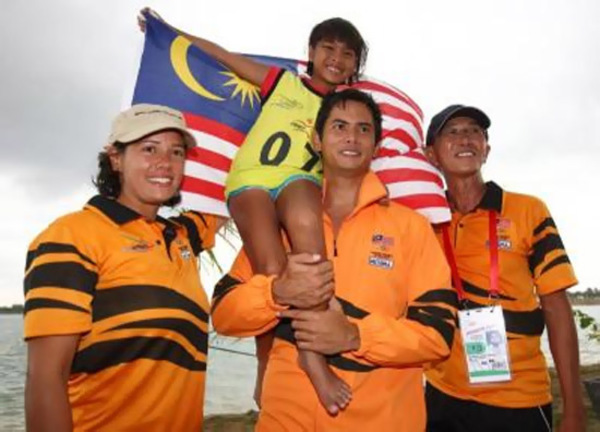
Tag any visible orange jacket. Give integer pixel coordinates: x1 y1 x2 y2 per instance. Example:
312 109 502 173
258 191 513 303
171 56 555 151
212 172 457 431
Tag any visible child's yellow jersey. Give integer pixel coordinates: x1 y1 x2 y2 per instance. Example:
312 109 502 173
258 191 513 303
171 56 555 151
225 68 326 199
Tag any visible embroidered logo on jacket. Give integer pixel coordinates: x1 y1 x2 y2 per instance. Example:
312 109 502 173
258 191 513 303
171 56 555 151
371 233 395 251
368 251 394 269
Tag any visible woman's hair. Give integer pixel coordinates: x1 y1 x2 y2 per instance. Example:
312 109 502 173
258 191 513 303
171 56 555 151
306 17 368 84
93 141 181 207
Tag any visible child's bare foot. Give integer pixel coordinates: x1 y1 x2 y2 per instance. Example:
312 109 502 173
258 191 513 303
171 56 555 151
311 364 352 415
299 353 352 415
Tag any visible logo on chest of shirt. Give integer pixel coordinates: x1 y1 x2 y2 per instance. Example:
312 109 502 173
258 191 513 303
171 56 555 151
273 95 303 111
177 241 193 261
290 118 315 141
496 237 512 250
371 233 395 251
488 217 514 251
368 252 394 269
368 233 395 269
496 217 511 231
120 234 154 253
485 236 512 250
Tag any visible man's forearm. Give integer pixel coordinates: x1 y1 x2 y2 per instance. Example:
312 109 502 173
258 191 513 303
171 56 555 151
25 372 72 432
541 291 585 421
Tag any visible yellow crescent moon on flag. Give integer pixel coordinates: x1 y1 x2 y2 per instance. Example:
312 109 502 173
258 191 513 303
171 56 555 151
170 36 225 102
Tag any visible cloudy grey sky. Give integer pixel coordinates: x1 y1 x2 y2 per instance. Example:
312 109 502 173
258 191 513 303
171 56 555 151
1 0 599 305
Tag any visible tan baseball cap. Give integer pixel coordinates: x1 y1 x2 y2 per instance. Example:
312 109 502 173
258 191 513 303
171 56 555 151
107 104 197 148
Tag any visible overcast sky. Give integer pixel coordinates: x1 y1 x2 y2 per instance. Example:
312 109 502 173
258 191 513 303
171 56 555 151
1 0 599 305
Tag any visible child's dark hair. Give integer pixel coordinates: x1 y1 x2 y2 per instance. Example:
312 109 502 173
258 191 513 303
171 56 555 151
315 88 382 144
93 142 181 207
306 18 368 83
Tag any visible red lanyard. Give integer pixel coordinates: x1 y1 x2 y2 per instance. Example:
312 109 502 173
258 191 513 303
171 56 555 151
442 210 499 301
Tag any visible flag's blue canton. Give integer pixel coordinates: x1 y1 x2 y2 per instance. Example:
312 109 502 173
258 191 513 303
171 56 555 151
247 54 301 72
132 14 302 135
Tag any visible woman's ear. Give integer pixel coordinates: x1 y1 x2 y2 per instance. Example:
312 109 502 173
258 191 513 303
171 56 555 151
105 145 122 172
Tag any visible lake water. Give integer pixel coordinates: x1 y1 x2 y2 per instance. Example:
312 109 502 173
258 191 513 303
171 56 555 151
2 306 600 431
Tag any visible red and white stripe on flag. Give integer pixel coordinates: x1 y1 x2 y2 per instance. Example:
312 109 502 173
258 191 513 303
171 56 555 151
180 66 450 224
353 77 450 223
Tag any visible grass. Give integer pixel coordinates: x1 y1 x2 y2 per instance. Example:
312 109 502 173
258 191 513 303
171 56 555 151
204 411 258 432
202 365 600 431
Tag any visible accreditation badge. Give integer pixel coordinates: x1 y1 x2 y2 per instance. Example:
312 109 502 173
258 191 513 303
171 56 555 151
458 306 511 384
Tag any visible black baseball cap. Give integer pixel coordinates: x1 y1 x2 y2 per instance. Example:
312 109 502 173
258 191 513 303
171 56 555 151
425 105 491 146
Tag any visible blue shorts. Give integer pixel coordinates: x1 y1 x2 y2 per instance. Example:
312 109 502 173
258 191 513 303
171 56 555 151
227 174 321 202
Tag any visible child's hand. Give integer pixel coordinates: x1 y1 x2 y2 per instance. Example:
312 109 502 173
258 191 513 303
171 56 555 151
137 7 163 33
137 8 148 33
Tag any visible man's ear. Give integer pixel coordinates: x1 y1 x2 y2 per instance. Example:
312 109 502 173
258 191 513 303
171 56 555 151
483 143 491 163
311 129 322 152
424 146 440 169
371 139 380 159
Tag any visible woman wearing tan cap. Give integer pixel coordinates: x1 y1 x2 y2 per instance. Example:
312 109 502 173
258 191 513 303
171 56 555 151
23 104 224 431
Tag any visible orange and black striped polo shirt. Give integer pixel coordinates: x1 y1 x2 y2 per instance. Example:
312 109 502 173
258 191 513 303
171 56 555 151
24 195 217 431
426 181 577 408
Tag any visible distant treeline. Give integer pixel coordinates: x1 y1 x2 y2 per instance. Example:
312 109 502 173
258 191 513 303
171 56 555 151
0 304 23 314
0 288 598 312
568 287 600 305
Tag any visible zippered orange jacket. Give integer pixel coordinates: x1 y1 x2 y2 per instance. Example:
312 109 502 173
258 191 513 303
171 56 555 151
212 172 457 431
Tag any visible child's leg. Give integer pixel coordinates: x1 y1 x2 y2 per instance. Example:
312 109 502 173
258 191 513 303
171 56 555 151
276 179 352 415
228 189 287 275
228 189 288 408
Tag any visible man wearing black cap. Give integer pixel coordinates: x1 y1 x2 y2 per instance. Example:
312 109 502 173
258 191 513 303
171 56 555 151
423 105 585 432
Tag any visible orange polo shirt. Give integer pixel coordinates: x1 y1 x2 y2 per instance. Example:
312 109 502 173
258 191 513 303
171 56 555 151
212 171 457 431
426 182 578 408
24 196 217 431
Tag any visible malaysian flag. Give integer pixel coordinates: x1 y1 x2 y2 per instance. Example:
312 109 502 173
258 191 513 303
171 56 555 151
131 13 450 223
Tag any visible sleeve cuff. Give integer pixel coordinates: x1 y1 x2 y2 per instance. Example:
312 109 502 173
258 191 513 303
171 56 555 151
260 67 283 98
537 276 578 296
262 275 289 312
202 215 218 250
24 310 91 340
352 314 379 357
